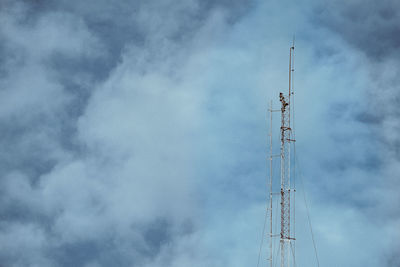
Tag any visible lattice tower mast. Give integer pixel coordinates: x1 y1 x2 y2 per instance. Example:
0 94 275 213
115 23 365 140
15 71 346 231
280 43 295 267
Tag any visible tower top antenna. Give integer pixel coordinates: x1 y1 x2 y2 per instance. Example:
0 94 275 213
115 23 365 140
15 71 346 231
292 35 295 49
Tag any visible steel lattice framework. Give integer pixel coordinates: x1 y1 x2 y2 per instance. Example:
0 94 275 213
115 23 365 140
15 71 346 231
280 90 292 267
268 43 295 267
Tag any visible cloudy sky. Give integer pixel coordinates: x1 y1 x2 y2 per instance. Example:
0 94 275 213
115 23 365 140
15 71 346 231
0 0 399 266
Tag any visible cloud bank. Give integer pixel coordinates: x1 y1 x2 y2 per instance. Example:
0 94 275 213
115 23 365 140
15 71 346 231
0 0 399 266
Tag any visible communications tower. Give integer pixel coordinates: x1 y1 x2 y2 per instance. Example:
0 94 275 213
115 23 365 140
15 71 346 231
267 43 296 267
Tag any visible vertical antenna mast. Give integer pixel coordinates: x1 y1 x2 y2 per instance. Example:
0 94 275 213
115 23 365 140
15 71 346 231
268 101 272 267
279 42 295 267
266 41 296 267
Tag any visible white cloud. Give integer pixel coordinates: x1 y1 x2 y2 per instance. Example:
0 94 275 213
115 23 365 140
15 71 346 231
0 0 399 266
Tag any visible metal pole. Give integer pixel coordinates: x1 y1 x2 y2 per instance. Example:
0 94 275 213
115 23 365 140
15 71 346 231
269 101 273 267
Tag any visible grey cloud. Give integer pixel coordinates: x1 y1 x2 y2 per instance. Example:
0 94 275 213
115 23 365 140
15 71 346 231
0 1 254 266
314 0 400 60
386 252 400 267
0 0 399 266
311 2 400 265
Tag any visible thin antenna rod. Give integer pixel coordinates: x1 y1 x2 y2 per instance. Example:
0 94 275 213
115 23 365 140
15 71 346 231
269 101 273 267
290 38 296 266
